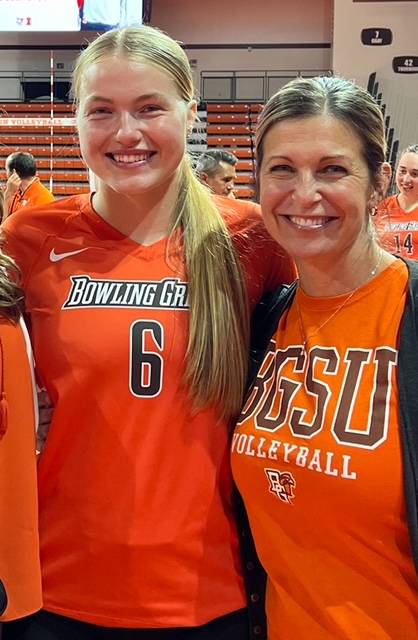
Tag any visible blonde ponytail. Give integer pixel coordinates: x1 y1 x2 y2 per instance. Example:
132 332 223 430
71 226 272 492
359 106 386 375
171 157 250 423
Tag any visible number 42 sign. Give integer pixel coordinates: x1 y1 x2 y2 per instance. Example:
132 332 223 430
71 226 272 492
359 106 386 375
392 56 418 74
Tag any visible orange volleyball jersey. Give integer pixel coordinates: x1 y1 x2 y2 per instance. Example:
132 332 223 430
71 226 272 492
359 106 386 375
232 260 418 640
375 195 418 259
8 178 54 216
0 319 42 621
3 194 293 628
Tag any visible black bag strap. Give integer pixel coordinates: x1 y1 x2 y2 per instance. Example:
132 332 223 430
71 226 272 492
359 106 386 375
0 579 8 617
247 281 298 393
398 258 418 577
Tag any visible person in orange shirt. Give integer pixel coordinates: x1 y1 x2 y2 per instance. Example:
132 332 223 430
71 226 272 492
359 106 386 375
1 26 293 640
375 144 418 258
232 76 418 639
3 153 54 221
0 240 42 633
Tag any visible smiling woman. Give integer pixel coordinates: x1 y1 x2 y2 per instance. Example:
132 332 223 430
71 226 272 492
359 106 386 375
375 144 418 258
254 75 390 294
75 63 196 216
1 24 294 640
232 76 418 640
258 114 376 282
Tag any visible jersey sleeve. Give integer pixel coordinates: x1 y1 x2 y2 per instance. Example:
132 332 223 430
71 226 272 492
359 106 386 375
2 197 82 284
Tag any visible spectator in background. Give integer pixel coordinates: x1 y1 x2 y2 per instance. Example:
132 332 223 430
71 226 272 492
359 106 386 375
3 153 54 221
196 149 238 199
375 144 418 259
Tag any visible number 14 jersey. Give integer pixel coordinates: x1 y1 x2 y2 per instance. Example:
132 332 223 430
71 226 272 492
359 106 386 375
375 194 418 259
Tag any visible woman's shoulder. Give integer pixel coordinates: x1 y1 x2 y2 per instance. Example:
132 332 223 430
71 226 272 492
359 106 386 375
2 193 91 278
212 195 267 238
213 194 261 220
3 193 90 237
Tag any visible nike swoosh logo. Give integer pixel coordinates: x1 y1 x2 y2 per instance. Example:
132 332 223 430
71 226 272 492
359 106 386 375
49 248 91 262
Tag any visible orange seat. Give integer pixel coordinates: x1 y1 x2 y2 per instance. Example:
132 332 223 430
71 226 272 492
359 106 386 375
52 185 71 195
38 170 89 183
36 158 86 170
234 149 254 159
207 114 249 124
0 135 30 145
52 185 90 196
26 136 50 145
235 187 255 200
236 159 255 170
207 104 250 113
52 135 79 145
207 136 253 147
0 103 74 115
235 174 254 184
51 146 81 158
9 125 76 134
206 125 249 135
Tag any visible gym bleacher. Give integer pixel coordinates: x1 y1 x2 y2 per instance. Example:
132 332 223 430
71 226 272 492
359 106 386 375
0 102 89 198
0 99 259 200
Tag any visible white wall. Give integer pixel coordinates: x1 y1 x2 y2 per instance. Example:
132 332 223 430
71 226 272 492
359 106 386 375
152 0 333 44
333 0 418 161
153 0 333 94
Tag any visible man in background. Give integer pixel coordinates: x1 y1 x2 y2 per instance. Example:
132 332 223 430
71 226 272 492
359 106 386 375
3 152 55 221
196 149 238 199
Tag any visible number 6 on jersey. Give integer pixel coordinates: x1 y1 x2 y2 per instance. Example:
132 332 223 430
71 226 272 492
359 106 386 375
130 320 164 397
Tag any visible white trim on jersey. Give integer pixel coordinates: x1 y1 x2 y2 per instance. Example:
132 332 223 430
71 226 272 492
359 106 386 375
19 317 39 434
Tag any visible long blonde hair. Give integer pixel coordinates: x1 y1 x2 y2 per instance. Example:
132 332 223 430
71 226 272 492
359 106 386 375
72 26 250 422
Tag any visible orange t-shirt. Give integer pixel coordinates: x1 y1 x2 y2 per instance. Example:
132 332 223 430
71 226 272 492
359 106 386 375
8 177 55 215
375 195 418 259
0 319 41 621
3 193 293 628
232 260 418 639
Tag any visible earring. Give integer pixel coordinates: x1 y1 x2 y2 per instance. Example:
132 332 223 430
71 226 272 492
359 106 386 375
369 191 380 216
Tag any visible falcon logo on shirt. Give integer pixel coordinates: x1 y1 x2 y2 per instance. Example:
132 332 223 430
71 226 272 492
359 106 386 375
265 468 296 504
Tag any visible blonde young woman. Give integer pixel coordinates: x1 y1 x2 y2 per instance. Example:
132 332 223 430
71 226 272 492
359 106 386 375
232 76 418 639
2 26 293 640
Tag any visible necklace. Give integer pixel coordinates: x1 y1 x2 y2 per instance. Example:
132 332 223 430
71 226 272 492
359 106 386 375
297 249 383 352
